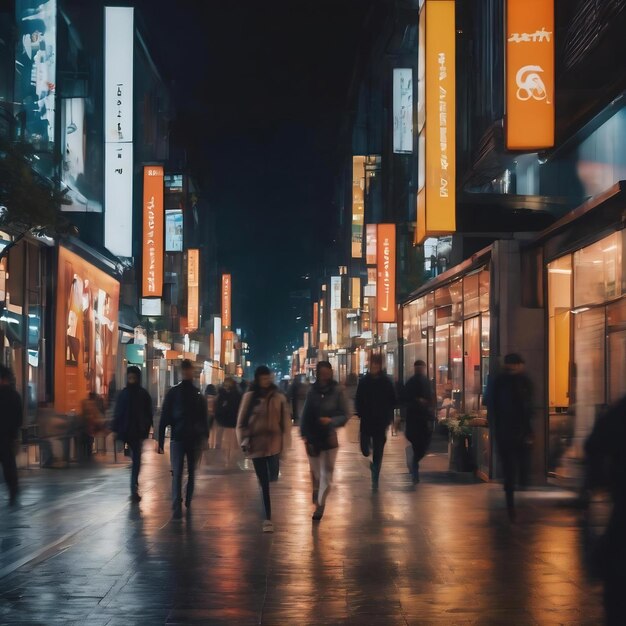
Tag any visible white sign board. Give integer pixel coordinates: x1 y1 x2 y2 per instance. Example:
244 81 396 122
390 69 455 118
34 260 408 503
393 68 413 154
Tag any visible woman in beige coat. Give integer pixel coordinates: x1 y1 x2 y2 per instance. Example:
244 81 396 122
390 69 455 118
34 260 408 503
237 365 292 533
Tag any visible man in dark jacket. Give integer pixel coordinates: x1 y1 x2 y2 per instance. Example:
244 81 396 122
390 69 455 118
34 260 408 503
356 354 396 490
0 366 22 506
585 394 626 625
112 366 153 502
403 359 434 484
488 353 533 521
158 360 208 519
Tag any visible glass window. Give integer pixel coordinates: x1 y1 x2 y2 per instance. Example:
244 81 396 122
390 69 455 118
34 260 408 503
450 324 463 411
450 279 463 322
574 232 622 307
481 313 490 403
435 326 449 406
464 317 481 412
464 272 480 318
480 265 490 312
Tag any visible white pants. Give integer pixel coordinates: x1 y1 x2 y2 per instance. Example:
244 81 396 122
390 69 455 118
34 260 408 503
308 447 339 506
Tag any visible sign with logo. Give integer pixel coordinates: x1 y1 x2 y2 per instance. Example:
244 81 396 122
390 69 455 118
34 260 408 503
187 249 199 331
104 6 134 257
393 68 413 154
213 316 222 364
352 156 365 258
506 0 554 149
142 166 164 297
376 224 396 323
330 276 342 346
416 0 456 244
222 273 232 329
165 210 183 252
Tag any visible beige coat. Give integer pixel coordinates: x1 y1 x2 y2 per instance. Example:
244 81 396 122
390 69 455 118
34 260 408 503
236 388 292 458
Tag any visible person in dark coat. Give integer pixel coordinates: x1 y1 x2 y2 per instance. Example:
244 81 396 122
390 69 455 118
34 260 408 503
403 359 434 484
585 394 626 626
300 361 352 521
214 377 242 461
0 366 23 506
158 360 209 519
487 353 533 521
355 354 397 490
112 366 153 502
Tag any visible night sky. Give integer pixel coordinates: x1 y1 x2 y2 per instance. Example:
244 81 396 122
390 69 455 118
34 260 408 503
137 0 386 364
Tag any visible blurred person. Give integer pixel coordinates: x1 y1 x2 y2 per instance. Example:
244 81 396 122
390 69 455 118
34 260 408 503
288 374 309 425
239 379 249 394
159 360 209 519
356 354 396 490
112 366 153 502
214 377 242 462
487 353 533 521
205 384 217 447
345 372 359 407
0 366 22 506
79 392 105 461
300 361 351 521
403 360 434 484
237 366 292 533
585 393 626 625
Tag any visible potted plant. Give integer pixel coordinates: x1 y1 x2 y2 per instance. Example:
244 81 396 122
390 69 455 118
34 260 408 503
442 414 475 472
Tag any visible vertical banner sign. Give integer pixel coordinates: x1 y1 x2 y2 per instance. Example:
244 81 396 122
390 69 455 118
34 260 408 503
416 0 456 245
222 273 232 329
393 68 413 154
506 0 555 149
104 6 134 257
330 276 342 346
213 316 222 364
366 224 378 265
187 249 199 331
377 224 396 323
352 156 365 258
312 302 319 347
142 166 164 297
351 277 362 310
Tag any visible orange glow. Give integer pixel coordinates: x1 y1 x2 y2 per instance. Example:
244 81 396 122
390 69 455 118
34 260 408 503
366 224 377 265
352 156 365 258
506 0 554 149
142 166 164 297
55 247 120 414
222 273 232 329
376 224 396 323
416 0 456 244
312 302 319 347
187 249 199 331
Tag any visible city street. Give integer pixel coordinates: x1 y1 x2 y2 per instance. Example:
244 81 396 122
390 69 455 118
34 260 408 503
1 421 604 626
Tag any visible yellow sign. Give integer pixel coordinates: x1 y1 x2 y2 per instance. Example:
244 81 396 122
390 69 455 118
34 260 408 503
506 0 555 149
187 249 199 331
352 156 365 258
416 0 456 245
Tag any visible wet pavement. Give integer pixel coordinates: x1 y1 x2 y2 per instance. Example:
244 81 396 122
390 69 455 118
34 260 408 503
1 420 603 625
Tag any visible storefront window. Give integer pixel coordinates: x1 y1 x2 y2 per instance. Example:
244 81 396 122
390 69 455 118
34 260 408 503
479 266 490 312
464 316 481 412
574 232 622 307
450 279 463 322
481 313 490 401
435 326 449 406
450 323 463 410
607 299 626 403
463 272 480 318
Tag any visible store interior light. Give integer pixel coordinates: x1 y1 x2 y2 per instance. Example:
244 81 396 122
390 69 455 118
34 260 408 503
602 245 617 253
548 269 572 275
572 307 591 315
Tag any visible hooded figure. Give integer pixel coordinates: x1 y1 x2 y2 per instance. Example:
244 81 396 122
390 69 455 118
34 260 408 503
112 366 153 502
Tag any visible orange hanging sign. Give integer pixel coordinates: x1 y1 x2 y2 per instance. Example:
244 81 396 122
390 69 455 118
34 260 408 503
142 166 164 297
376 224 396 324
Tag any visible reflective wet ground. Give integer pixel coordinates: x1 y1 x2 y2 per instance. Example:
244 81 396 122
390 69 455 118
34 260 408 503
1 421 603 625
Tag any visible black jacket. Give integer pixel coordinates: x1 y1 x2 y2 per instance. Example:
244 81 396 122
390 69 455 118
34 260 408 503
158 380 208 448
300 381 351 449
488 371 533 445
112 384 153 443
215 388 241 428
0 386 23 441
356 373 396 435
403 373 433 442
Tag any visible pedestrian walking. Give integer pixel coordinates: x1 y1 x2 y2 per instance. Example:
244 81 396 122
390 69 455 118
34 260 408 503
300 361 351 521
214 377 242 462
356 354 396 490
403 359 434 484
111 366 153 502
0 366 22 506
487 353 533 521
205 384 218 447
158 360 209 519
237 365 292 533
585 393 626 626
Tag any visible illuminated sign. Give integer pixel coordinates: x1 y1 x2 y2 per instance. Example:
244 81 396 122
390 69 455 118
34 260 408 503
377 224 396 323
352 156 365 258
312 302 319 347
416 0 456 244
104 6 134 257
213 316 222 364
187 249 199 331
165 210 183 252
222 273 232 329
366 224 378 265
393 68 413 154
330 276 342 346
142 166 164 297
351 277 361 310
506 0 554 150
55 247 120 414
15 0 57 151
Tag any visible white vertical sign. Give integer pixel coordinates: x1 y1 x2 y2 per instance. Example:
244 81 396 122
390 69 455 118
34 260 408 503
393 68 413 154
104 6 134 257
330 276 342 347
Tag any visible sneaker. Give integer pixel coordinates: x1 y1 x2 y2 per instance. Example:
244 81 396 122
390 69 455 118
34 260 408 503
262 520 274 533
130 493 142 503
312 505 325 521
172 507 183 520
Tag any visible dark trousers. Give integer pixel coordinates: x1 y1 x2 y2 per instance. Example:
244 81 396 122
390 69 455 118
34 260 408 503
361 431 387 479
127 440 143 496
252 455 279 520
498 439 530 502
0 440 18 499
407 420 432 479
171 441 198 510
